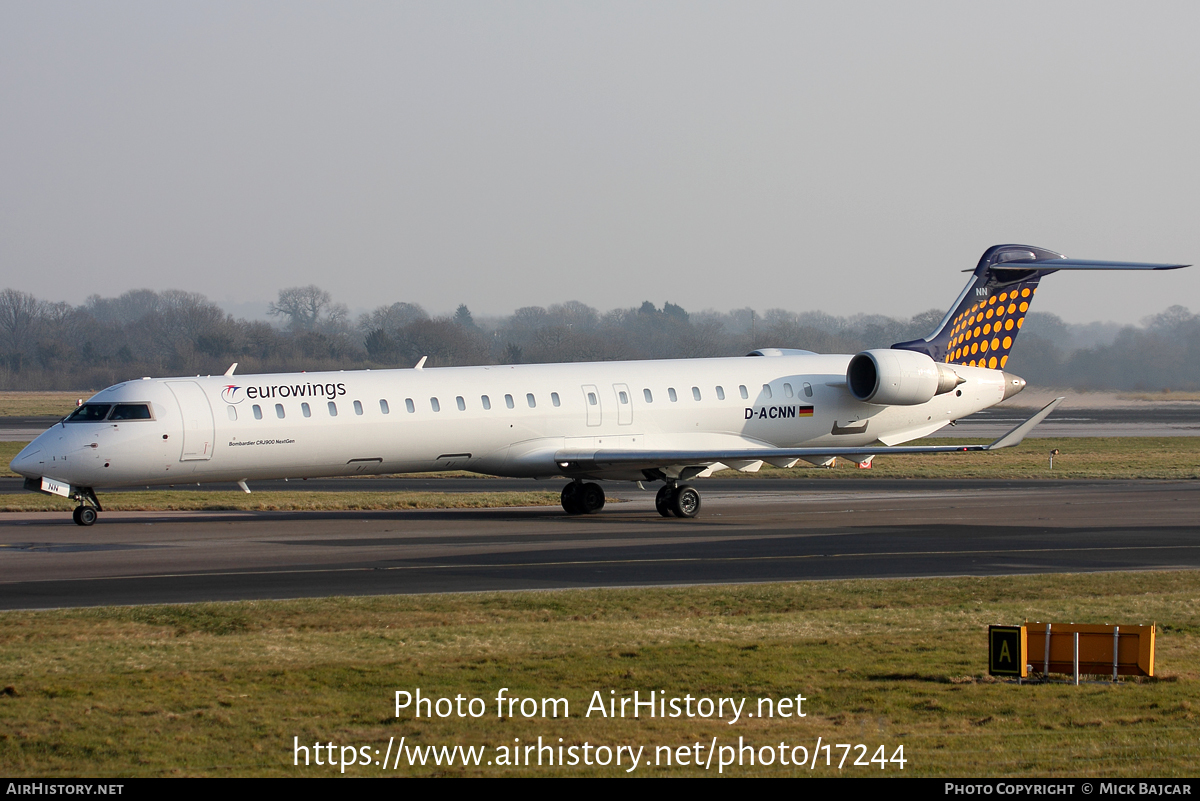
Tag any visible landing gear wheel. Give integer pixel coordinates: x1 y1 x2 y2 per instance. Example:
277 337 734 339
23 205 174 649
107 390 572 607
561 482 585 515
580 482 605 514
670 485 701 519
655 485 674 518
74 506 97 526
72 506 82 526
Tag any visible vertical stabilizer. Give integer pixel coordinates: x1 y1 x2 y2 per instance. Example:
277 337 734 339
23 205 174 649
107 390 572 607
892 244 1186 369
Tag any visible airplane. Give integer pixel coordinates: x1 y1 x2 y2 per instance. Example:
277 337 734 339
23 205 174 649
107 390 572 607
9 244 1187 526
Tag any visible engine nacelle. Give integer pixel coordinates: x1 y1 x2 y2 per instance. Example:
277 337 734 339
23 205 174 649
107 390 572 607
847 349 962 405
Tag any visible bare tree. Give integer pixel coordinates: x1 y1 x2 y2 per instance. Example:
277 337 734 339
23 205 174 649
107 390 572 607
0 289 45 369
269 286 348 332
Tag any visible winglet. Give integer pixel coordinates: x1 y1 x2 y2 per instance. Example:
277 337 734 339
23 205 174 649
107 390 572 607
984 397 1064 450
414 356 427 370
224 363 238 376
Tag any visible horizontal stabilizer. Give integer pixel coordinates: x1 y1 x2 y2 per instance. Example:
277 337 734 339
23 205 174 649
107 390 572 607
553 398 1064 474
989 259 1188 272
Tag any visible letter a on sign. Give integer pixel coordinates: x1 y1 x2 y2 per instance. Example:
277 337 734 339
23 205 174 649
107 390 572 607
988 625 1027 678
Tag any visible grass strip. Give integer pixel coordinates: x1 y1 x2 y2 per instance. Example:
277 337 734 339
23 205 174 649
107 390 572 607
0 392 84 418
0 490 561 512
0 572 1196 777
737 436 1200 480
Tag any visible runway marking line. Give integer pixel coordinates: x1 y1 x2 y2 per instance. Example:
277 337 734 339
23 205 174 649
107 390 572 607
2 544 1200 585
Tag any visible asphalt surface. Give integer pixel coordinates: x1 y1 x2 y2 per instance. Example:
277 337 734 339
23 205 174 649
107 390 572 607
1 480 1197 609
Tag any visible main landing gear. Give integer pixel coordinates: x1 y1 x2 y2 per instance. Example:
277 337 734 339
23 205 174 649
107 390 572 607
560 480 702 518
561 480 605 515
655 483 702 519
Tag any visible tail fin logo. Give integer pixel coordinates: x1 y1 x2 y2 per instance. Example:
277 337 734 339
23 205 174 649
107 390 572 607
943 286 1035 368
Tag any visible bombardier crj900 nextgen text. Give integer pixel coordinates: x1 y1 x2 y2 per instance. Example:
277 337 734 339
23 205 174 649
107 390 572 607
10 245 1187 525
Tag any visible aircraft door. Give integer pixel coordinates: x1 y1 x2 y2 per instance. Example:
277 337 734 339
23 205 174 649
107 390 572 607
582 384 601 427
166 381 215 461
613 383 632 425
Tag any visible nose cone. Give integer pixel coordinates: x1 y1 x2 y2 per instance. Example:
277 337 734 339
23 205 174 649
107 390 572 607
9 441 43 479
1001 372 1027 401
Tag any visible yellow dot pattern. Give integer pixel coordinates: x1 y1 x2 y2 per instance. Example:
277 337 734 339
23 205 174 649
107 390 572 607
941 284 1037 368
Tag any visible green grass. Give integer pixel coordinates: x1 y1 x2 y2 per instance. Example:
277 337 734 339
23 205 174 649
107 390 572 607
0 489 562 512
0 573 1196 777
0 392 86 418
739 436 1200 480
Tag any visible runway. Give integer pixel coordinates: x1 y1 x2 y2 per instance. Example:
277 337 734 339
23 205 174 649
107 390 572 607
1 480 1197 609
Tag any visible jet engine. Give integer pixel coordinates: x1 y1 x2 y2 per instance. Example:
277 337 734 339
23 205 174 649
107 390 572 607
847 349 963 405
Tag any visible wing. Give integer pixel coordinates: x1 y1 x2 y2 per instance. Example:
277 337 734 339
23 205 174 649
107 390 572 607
553 398 1064 477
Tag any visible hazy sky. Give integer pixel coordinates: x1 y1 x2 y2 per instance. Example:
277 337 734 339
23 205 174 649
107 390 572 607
2 2 1196 325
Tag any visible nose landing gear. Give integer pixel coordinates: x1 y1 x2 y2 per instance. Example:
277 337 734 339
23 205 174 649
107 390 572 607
561 480 605 515
71 487 102 526
72 506 98 526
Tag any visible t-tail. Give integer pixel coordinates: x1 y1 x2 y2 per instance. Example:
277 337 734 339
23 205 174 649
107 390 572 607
892 244 1187 368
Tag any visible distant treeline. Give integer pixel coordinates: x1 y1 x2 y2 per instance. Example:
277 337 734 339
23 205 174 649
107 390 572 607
0 285 1197 392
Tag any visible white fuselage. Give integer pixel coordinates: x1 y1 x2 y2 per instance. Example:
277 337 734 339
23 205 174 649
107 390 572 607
10 354 1008 489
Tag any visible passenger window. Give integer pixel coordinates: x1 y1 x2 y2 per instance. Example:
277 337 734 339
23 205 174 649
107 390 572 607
481 395 491 410
619 391 628 404
739 385 749 399
227 405 237 421
784 383 794 398
302 402 311 417
587 392 598 405
353 400 363 415
457 396 466 411
505 394 515 409
762 384 773 399
379 399 389 414
803 382 813 398
644 388 653 403
275 403 285 419
551 392 560 407
668 388 678 402
692 387 701 401
253 404 263 420
527 393 536 408
716 386 725 400
328 401 338 417
431 397 441 412
405 398 415 413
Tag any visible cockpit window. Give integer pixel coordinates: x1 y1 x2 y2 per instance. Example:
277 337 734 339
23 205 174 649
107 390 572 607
65 404 112 422
110 404 152 420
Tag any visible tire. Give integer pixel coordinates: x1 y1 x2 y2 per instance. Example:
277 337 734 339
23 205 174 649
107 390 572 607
670 485 701 518
560 482 585 515
580 482 605 513
655 485 673 518
78 507 98 526
72 506 84 526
